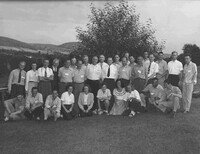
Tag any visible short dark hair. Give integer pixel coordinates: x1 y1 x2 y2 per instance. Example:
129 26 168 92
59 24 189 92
164 78 172 84
32 87 38 91
115 79 124 88
152 77 158 82
66 84 73 91
158 52 164 55
82 84 91 92
184 53 192 58
171 51 178 55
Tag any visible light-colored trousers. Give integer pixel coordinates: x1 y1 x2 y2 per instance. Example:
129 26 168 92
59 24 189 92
157 97 180 112
73 83 84 114
44 108 60 119
4 101 25 120
182 83 194 112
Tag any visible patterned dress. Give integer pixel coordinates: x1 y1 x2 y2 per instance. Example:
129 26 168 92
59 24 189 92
110 88 127 115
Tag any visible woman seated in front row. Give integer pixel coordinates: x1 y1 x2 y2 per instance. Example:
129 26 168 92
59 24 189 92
97 83 111 115
109 79 127 115
125 84 145 117
78 84 94 117
61 85 76 120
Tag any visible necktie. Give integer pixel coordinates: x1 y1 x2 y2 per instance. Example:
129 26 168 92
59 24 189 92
45 68 47 77
18 70 22 83
148 62 152 74
107 66 110 77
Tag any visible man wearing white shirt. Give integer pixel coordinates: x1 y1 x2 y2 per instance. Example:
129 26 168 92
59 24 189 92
38 59 54 101
167 51 183 87
25 62 39 96
146 54 159 85
85 56 102 112
98 54 108 70
102 57 118 94
182 54 197 113
51 58 60 91
113 54 122 70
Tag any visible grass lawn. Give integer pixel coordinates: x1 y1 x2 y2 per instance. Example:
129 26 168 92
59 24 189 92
0 98 200 154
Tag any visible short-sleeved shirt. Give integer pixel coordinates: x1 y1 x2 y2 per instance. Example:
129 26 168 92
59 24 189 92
26 93 43 109
156 60 168 75
143 84 164 103
183 62 197 84
61 92 74 105
38 67 53 78
113 62 122 70
133 64 146 79
6 98 26 112
118 65 132 80
161 86 182 102
146 61 159 78
58 67 74 83
73 68 86 83
168 60 183 75
125 90 141 102
97 89 111 99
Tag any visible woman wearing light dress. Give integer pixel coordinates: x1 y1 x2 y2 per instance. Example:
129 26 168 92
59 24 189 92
110 79 127 115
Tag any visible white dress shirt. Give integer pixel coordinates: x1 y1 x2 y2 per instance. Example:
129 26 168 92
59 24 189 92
38 67 53 78
98 62 108 70
102 64 118 80
61 92 74 105
168 60 183 75
86 64 102 80
147 61 159 78
25 70 39 91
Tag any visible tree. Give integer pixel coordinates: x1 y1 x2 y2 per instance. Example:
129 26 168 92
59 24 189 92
76 1 165 58
182 44 200 66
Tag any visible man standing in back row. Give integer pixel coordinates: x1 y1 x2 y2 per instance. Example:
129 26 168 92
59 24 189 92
182 54 197 113
86 56 102 113
167 51 183 87
8 61 26 98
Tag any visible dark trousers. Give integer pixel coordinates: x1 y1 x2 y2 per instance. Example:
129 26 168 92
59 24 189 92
147 78 154 86
24 106 43 120
80 105 93 117
59 82 72 96
133 78 146 93
120 79 130 88
103 78 115 111
85 79 100 110
10 84 25 98
168 74 179 87
38 81 52 102
61 104 76 120
128 100 144 112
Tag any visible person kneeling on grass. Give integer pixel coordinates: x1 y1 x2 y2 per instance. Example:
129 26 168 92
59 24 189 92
97 83 111 115
78 85 94 117
140 77 164 111
24 87 44 120
61 85 76 120
155 79 182 118
4 93 26 121
44 89 61 121
124 85 144 117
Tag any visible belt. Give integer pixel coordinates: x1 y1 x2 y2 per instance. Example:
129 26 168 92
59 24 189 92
74 82 84 84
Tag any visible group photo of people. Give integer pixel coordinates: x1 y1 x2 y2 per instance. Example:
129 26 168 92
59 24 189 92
4 50 197 122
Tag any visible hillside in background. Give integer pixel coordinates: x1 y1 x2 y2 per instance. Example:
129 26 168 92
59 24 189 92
0 36 80 55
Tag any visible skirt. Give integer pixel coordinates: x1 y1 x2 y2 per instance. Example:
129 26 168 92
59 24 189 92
110 99 126 115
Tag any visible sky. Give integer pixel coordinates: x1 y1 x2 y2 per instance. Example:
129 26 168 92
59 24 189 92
0 1 200 54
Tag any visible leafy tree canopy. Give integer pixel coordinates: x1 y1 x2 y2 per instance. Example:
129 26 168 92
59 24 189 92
76 1 165 58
